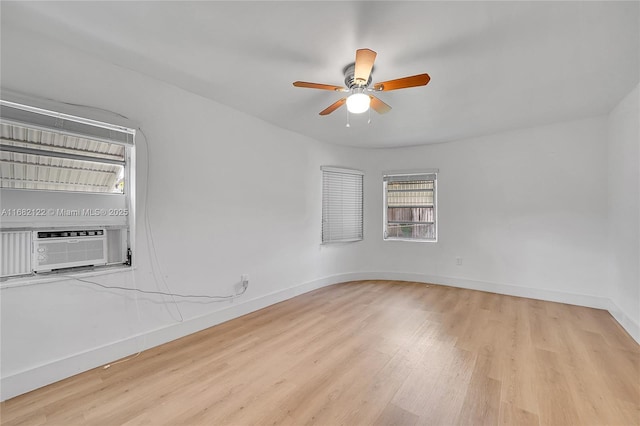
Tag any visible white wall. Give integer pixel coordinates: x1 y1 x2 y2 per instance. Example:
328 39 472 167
0 23 365 400
356 116 611 306
607 84 640 341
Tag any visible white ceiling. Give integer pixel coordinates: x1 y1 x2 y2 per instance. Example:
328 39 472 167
2 1 638 148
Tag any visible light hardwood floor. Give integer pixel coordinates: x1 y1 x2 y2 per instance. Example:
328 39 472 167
2 280 639 425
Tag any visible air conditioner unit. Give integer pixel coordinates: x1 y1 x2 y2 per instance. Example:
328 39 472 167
33 228 107 272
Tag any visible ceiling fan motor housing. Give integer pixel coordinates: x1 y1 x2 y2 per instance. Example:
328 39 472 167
343 64 373 89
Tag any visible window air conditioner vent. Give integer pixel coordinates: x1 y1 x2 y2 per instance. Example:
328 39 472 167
33 228 107 272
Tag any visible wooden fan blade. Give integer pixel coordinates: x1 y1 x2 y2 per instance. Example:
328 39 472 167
354 48 377 85
319 98 347 115
293 81 347 92
369 95 392 114
373 73 430 91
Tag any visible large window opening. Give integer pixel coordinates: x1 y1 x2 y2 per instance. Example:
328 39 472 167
0 100 135 280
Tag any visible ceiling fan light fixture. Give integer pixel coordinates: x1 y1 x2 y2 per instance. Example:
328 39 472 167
346 92 370 114
293 48 430 117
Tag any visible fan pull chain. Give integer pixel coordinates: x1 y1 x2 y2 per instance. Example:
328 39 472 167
368 107 371 124
346 109 350 127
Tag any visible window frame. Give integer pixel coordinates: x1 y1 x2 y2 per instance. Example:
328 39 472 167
0 98 137 280
321 166 364 244
383 170 438 243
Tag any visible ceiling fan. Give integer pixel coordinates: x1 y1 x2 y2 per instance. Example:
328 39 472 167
293 48 430 116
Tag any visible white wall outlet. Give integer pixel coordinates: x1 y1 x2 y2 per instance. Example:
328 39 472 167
456 257 463 266
234 274 250 295
241 275 249 291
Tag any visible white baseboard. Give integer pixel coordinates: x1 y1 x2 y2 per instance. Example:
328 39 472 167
2 271 637 401
607 298 640 343
350 271 612 309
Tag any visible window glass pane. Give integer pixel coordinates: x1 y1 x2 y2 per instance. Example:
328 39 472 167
0 122 125 193
386 223 436 240
0 151 124 193
387 181 433 190
387 207 434 222
387 192 433 207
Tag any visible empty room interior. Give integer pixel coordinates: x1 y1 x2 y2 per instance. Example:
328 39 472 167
0 1 639 425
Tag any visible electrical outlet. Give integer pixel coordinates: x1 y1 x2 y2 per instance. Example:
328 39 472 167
456 257 463 266
233 274 250 295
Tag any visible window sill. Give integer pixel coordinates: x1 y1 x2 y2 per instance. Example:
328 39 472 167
321 238 363 244
383 238 438 243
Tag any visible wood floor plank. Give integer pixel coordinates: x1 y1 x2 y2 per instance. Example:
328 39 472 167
373 402 420 426
499 298 539 416
1 280 638 425
338 350 415 426
499 402 540 426
534 348 583 425
393 344 476 424
456 354 502 425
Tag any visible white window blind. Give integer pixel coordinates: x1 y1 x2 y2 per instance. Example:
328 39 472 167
322 166 363 243
383 171 437 242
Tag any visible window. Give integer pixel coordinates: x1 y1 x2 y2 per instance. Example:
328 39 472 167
0 99 136 278
321 166 363 243
383 171 437 242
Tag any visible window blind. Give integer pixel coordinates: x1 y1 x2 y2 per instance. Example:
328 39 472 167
321 166 363 243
